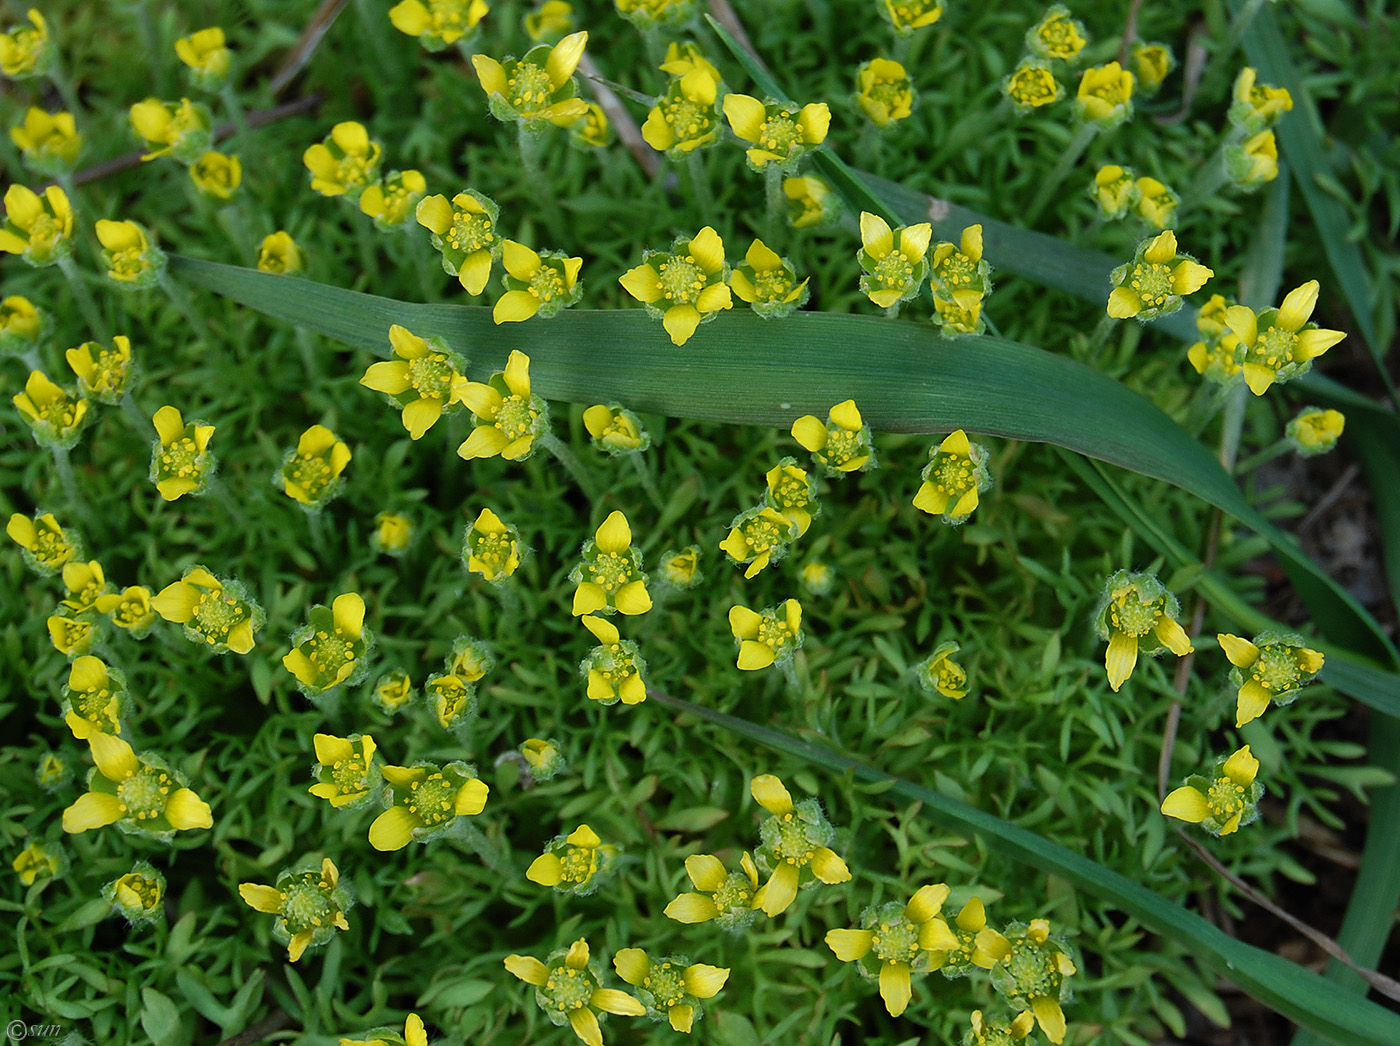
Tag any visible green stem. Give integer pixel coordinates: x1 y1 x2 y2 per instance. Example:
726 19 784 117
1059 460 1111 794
56 255 109 343
206 475 247 527
1084 312 1117 362
1181 146 1231 213
119 392 151 435
219 83 249 138
306 508 329 552
1234 438 1289 476
296 327 324 383
517 122 563 233
1025 121 1099 225
764 163 785 249
883 302 902 321
457 822 512 877
157 270 206 336
540 433 599 503
1217 0 1268 64
51 444 82 508
629 453 664 510
20 348 43 372
46 54 84 117
684 149 716 225
130 0 170 96
1218 380 1250 472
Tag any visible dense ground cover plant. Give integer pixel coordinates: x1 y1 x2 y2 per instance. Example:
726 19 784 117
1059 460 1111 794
4 1 1400 1045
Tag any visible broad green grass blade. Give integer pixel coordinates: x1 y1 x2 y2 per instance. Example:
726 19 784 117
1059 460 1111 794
648 690 1400 1046
1231 0 1392 392
172 252 1400 671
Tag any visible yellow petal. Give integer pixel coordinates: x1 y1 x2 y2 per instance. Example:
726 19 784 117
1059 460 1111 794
1154 616 1193 656
898 222 933 260
1224 305 1258 346
878 961 913 1017
91 731 139 780
239 883 284 913
582 614 620 644
664 892 720 923
368 805 420 851
1216 633 1259 668
527 853 564 886
454 777 489 815
681 963 729 999
1223 744 1259 786
695 282 732 315
685 854 727 891
1106 286 1142 319
614 580 652 615
1031 995 1068 1044
723 93 766 143
504 350 532 399
360 360 412 395
825 928 874 961
471 54 508 97
912 481 950 517
546 31 588 88
62 792 124 833
595 510 632 552
1235 679 1273 726
1105 630 1139 691
568 1008 602 1046
458 249 492 295
905 883 951 923
663 304 704 346
1277 280 1319 332
1171 260 1214 295
493 290 540 324
612 947 650 986
860 211 893 255
458 425 511 460
1295 327 1345 361
810 847 850 884
919 917 958 952
790 415 828 452
669 1004 695 1033
1160 785 1209 822
1143 229 1177 265
737 640 776 670
619 263 662 303
754 861 799 916
572 582 609 616
504 954 549 985
750 774 794 815
828 399 863 431
165 788 212 830
400 397 443 440
591 988 645 1016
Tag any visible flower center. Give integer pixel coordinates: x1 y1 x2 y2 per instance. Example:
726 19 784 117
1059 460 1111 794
117 766 172 821
192 592 247 644
713 870 754 912
28 212 63 251
1109 588 1159 637
1009 67 1060 106
756 613 794 654
495 395 539 439
281 875 336 934
304 628 354 675
823 427 861 466
1128 262 1173 309
1208 776 1247 819
743 518 784 553
930 454 973 496
1252 644 1304 692
287 453 331 496
335 153 373 190
660 96 712 141
559 844 600 884
529 264 566 302
474 533 515 575
120 874 162 909
645 962 686 1008
431 676 471 722
35 391 83 430
74 680 118 723
872 250 915 290
588 551 633 593
597 645 637 689
544 966 593 1012
757 113 801 157
1038 18 1083 59
658 255 705 305
771 813 815 866
32 530 73 568
753 268 795 302
871 916 921 964
112 593 151 628
1251 325 1297 369
331 756 368 792
1003 940 1063 999
408 354 453 399
769 475 808 511
87 350 129 396
507 61 554 113
447 210 495 253
158 436 203 480
933 658 965 692
865 78 907 115
934 252 976 289
406 772 456 825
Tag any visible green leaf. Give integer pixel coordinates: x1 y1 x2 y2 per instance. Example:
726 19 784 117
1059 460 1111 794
648 690 1400 1046
653 805 731 832
140 987 186 1046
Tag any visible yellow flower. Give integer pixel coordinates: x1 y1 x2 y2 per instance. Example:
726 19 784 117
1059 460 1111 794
277 425 352 509
1003 60 1063 110
95 585 157 637
390 0 490 50
359 169 428 229
570 511 652 616
525 1 574 43
309 733 379 808
372 512 414 556
1 294 46 352
933 292 985 337
1186 293 1243 384
239 858 351 962
493 240 583 323
720 505 798 579
13 369 89 448
66 336 135 403
0 183 74 266
151 565 264 655
658 546 702 588
914 430 992 524
643 69 723 156
340 1014 429 1046
1286 407 1344 456
149 404 215 500
939 895 1011 976
368 760 489 851
857 211 931 308
659 41 721 82
472 32 589 127
0 9 50 78
619 226 732 346
431 639 493 731
791 399 877 475
799 560 835 596
613 948 729 1033
916 641 968 699
1223 281 1346 395
1075 62 1134 126
765 457 819 535
104 861 165 924
825 884 960 1017
1094 570 1193 691
63 732 213 839
784 174 839 228
722 94 830 171
1027 5 1087 62
615 0 694 30
521 738 565 780
1162 745 1263 836
1230 67 1292 132
36 752 72 790
188 151 242 200
729 239 810 318
1134 176 1178 229
10 107 82 175
282 592 372 696
1091 164 1138 218
664 851 762 928
855 58 915 126
175 27 231 88
129 97 213 163
581 614 648 705
1224 129 1278 191
1106 230 1212 320
930 224 992 305
728 599 803 671
1131 42 1174 95
882 0 942 35
48 613 96 658
13 841 64 886
257 231 305 274
750 774 850 915
7 510 79 574
583 403 650 454
415 189 500 294
303 121 382 199
458 349 550 460
504 939 646 1046
61 559 111 616
360 325 470 440
1217 631 1324 726
463 508 523 581
571 102 612 147
96 219 166 287
372 669 416 713
527 824 619 894
967 1010 1038 1044
988 920 1079 1044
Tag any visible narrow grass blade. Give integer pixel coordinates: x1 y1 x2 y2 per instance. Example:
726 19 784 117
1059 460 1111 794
648 691 1400 1046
